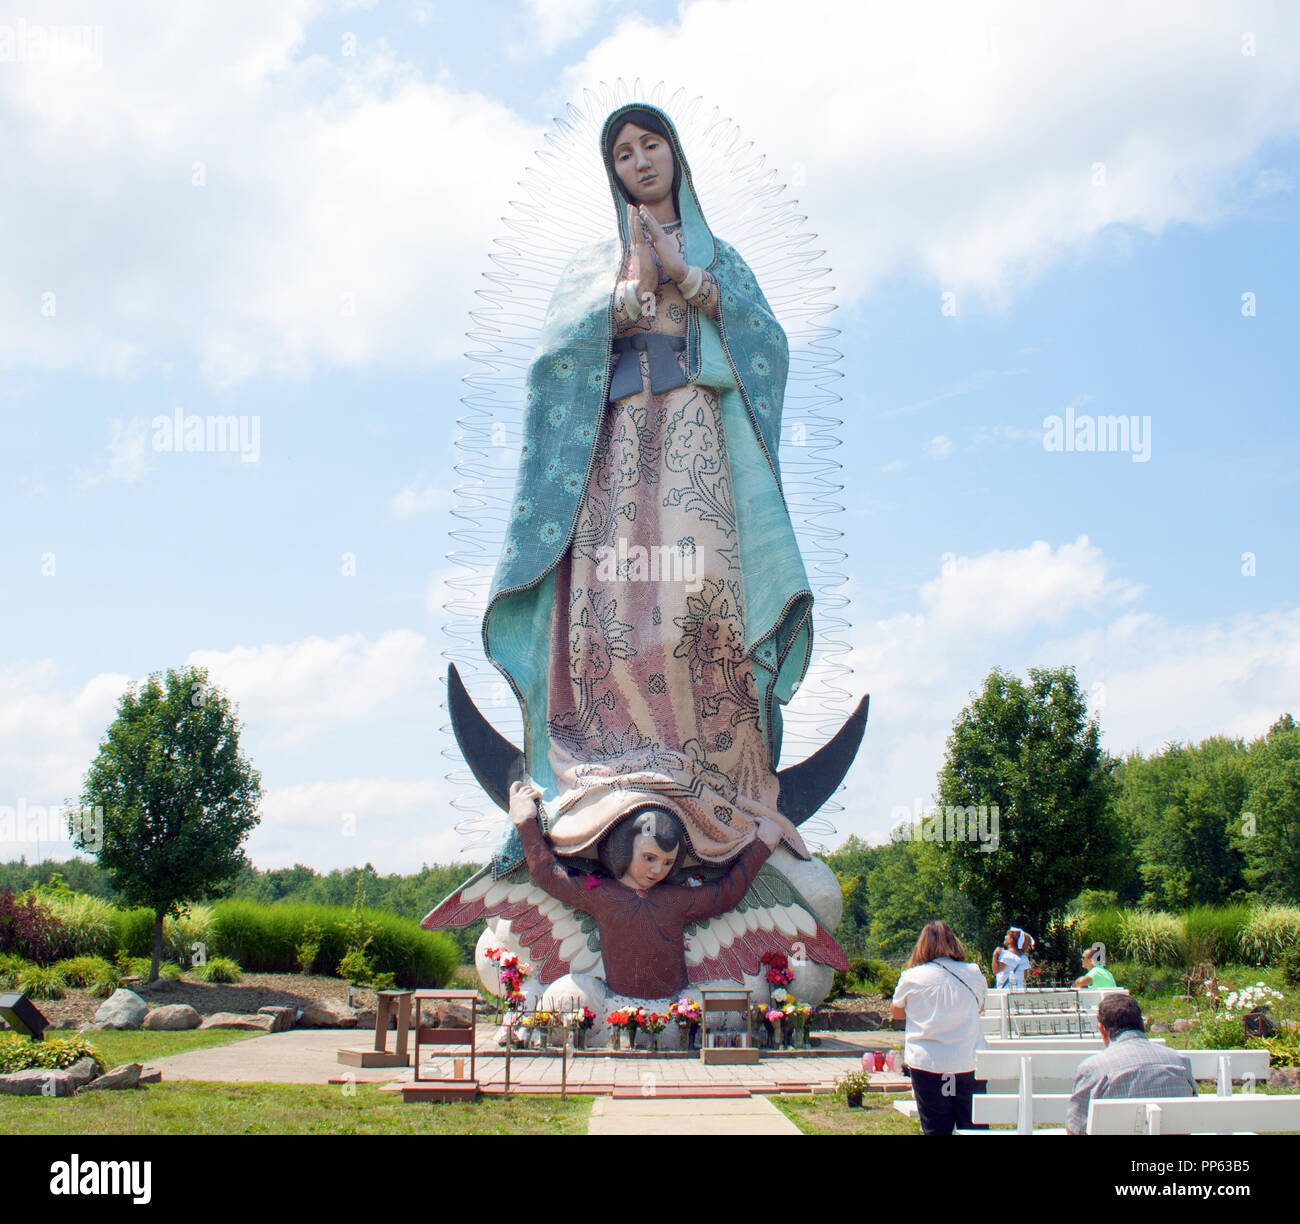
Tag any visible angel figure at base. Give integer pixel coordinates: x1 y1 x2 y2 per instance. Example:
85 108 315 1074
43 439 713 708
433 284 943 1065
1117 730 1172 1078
509 780 779 999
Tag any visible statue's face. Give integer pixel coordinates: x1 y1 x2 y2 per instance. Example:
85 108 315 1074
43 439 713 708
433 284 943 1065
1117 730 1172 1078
611 121 674 208
620 833 678 890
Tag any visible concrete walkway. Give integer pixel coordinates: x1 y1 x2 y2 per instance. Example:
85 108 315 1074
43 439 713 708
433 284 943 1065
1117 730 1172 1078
142 1028 907 1094
587 1095 800 1135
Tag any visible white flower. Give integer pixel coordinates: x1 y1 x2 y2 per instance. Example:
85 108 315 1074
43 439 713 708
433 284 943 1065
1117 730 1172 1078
772 988 788 1003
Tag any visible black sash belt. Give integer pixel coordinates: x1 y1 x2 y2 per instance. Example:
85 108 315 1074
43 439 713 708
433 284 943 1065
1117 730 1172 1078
609 333 687 402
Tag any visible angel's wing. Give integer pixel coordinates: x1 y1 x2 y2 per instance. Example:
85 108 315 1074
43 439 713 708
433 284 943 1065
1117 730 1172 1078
421 863 603 986
684 863 847 985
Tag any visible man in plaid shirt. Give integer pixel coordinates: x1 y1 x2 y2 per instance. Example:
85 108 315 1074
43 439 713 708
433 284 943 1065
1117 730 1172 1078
1066 993 1198 1134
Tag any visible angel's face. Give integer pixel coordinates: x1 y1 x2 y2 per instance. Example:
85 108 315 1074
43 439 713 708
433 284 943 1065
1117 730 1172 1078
620 833 678 891
611 122 674 208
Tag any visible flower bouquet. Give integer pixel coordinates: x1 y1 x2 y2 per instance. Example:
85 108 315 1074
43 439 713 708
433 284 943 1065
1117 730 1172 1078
485 946 532 1012
789 1001 816 1048
519 1009 554 1047
607 1006 642 1050
761 951 795 988
669 997 702 1049
641 1011 669 1051
562 1006 596 1049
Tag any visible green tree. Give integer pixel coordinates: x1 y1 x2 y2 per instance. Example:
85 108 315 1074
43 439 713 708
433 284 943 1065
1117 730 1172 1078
865 835 978 959
1119 737 1249 907
76 666 261 981
1241 714 1300 901
937 666 1123 949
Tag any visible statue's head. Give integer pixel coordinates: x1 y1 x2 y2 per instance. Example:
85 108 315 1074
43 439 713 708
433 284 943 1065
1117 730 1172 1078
603 106 681 216
599 805 686 890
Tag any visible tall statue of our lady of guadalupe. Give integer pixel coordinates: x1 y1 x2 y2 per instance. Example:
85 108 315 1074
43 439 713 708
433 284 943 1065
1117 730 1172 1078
427 100 864 1018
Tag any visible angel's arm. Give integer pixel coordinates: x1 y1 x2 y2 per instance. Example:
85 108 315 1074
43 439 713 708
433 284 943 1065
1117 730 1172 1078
680 838 773 924
516 812 593 913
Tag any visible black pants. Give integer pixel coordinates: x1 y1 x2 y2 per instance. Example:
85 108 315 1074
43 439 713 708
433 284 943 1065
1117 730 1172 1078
909 1069 988 1134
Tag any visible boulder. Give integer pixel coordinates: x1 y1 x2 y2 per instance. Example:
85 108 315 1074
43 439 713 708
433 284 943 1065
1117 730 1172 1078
143 1004 202 1031
138 1067 163 1085
64 1057 101 1090
199 1012 276 1032
1149 1020 1172 1033
93 988 149 1031
1267 1067 1300 1090
1172 1018 1197 1033
0 1068 76 1096
79 1063 142 1092
257 1006 297 1033
435 1000 474 1029
353 1010 377 1030
299 998 359 1028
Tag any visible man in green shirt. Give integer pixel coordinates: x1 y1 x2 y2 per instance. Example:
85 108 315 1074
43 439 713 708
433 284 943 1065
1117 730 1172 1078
1074 943 1117 989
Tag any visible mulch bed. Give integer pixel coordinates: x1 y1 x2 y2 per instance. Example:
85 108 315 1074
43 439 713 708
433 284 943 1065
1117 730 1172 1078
816 990 894 1031
22 973 384 1029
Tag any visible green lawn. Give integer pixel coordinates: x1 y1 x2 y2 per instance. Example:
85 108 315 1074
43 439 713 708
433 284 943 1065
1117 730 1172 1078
771 1092 919 1135
0 1081 593 1135
81 1028 260 1067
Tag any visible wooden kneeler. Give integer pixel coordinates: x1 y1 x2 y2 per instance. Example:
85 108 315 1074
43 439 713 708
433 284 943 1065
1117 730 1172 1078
699 988 759 1065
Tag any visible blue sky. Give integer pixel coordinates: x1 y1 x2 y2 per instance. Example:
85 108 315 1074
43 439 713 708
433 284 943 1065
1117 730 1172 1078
2 0 1297 873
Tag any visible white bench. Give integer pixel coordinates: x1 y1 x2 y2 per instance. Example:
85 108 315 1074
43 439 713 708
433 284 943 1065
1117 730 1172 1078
978 1048 1268 1094
893 1047 1270 1131
1087 1095 1300 1135
971 1049 1270 1133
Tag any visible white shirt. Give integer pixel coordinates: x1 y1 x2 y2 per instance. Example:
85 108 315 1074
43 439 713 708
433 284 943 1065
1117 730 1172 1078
892 958 988 1074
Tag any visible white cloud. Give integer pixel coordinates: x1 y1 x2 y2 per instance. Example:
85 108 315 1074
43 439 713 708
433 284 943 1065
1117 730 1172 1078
186 630 436 745
919 536 1143 635
77 417 154 488
0 3 541 384
391 481 449 519
522 0 608 54
560 2 1300 307
925 434 954 460
252 775 475 872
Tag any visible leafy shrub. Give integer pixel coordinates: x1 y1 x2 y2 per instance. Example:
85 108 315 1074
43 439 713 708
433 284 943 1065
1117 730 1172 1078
1280 947 1300 989
17 964 67 999
871 963 901 997
55 955 120 997
1077 908 1123 960
295 921 322 976
208 899 458 987
1119 911 1182 966
0 887 67 965
1194 1014 1248 1051
45 892 117 959
337 947 374 985
1248 1029 1300 1068
0 1035 106 1074
1239 906 1300 966
191 956 242 983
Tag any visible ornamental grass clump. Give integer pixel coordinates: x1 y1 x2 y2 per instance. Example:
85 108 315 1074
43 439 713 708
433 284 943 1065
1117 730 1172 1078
1239 906 1300 967
1118 910 1181 966
192 955 242 983
1182 905 1250 968
55 955 120 997
17 963 67 1000
45 892 117 959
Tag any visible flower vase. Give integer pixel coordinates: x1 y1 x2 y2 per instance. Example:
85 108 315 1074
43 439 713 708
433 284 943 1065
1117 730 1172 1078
573 1029 586 1051
650 1033 660 1052
791 1025 807 1050
689 1020 701 1050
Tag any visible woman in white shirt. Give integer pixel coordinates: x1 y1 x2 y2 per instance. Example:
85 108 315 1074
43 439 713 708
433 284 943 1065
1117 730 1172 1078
890 920 988 1134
